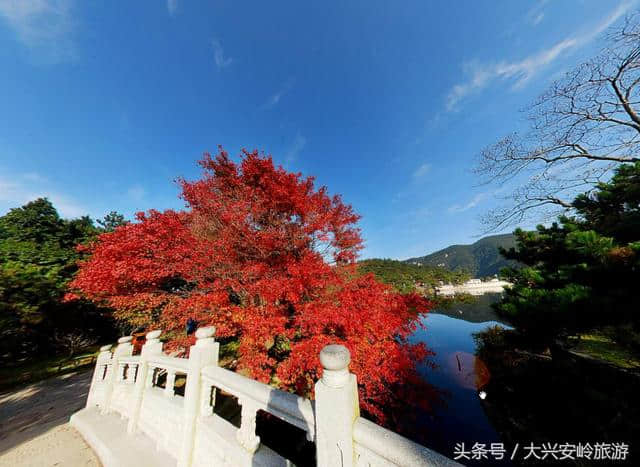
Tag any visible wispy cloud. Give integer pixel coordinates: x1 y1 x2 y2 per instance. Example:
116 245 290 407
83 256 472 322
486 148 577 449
0 171 88 218
412 163 431 179
127 184 145 202
212 39 232 69
445 0 635 111
584 0 637 37
262 78 295 110
0 0 76 63
527 0 547 26
531 12 544 26
22 172 47 183
167 0 177 15
284 133 306 165
448 192 489 213
446 39 576 111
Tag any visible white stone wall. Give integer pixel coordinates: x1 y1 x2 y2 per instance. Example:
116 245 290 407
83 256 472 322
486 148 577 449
139 387 185 454
110 382 134 418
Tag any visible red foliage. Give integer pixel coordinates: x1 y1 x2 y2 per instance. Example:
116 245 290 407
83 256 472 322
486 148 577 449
69 148 434 422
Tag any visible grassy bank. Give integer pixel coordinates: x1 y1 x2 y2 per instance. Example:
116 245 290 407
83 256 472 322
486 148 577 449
0 346 101 391
569 333 640 370
475 327 640 465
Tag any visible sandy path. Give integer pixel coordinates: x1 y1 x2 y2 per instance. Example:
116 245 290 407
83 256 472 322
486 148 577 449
0 370 100 466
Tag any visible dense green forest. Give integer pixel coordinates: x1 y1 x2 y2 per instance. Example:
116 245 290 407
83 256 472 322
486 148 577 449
405 233 519 278
358 258 470 294
0 199 125 364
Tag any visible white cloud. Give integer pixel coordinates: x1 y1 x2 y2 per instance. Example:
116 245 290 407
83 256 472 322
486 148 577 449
448 192 488 213
167 0 177 15
22 172 47 182
0 172 88 218
0 0 76 62
446 38 576 111
284 133 306 164
413 163 431 178
127 185 145 202
212 39 232 69
445 0 636 111
262 78 295 110
49 196 86 218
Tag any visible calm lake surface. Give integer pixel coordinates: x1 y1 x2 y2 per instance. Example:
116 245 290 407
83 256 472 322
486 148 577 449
410 293 512 465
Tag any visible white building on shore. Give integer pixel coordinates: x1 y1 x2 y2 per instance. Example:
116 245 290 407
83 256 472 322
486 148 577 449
436 277 510 296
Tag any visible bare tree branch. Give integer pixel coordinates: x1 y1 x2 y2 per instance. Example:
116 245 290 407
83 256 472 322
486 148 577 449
54 331 97 358
476 12 640 231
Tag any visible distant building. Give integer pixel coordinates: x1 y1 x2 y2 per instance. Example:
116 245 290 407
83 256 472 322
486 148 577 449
436 278 510 296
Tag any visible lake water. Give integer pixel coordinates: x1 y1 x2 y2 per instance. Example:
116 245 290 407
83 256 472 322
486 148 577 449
409 293 512 465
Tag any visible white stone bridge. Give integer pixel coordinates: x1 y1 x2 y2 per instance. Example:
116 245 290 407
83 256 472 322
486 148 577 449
71 327 461 467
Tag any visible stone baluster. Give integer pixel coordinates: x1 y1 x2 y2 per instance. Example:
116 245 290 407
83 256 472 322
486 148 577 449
130 363 138 384
127 330 163 434
315 344 359 467
146 365 157 388
236 398 261 454
101 336 133 415
164 369 176 397
117 363 126 382
199 381 215 417
86 344 113 408
178 326 219 467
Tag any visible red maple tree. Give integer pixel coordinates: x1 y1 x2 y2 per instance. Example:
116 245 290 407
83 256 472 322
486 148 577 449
69 148 434 423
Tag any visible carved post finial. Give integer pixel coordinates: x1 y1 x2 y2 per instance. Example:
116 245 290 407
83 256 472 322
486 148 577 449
315 344 359 466
146 330 162 342
195 326 215 339
319 344 351 388
194 326 216 347
114 336 134 356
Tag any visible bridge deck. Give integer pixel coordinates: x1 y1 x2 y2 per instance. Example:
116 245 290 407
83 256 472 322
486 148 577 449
71 406 177 467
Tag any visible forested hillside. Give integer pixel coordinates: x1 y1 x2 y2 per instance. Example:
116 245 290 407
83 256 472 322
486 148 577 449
358 258 470 294
404 234 518 278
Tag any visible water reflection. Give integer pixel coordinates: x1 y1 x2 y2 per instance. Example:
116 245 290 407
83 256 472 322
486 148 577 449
406 293 638 466
447 351 490 391
429 293 511 325
408 293 512 466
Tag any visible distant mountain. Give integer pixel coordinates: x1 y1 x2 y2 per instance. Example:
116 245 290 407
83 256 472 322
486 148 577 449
404 233 519 278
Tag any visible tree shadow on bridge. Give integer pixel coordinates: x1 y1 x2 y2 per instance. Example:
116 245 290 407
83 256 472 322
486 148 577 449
253 389 315 467
254 408 315 466
0 369 92 454
211 387 315 466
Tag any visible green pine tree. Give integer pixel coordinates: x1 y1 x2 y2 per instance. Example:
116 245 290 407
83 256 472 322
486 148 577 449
497 163 640 351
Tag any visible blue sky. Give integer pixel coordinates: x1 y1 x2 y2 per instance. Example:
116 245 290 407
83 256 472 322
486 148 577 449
0 0 636 259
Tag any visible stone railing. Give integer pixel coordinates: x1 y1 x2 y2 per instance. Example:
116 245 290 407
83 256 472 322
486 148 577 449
73 327 460 467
